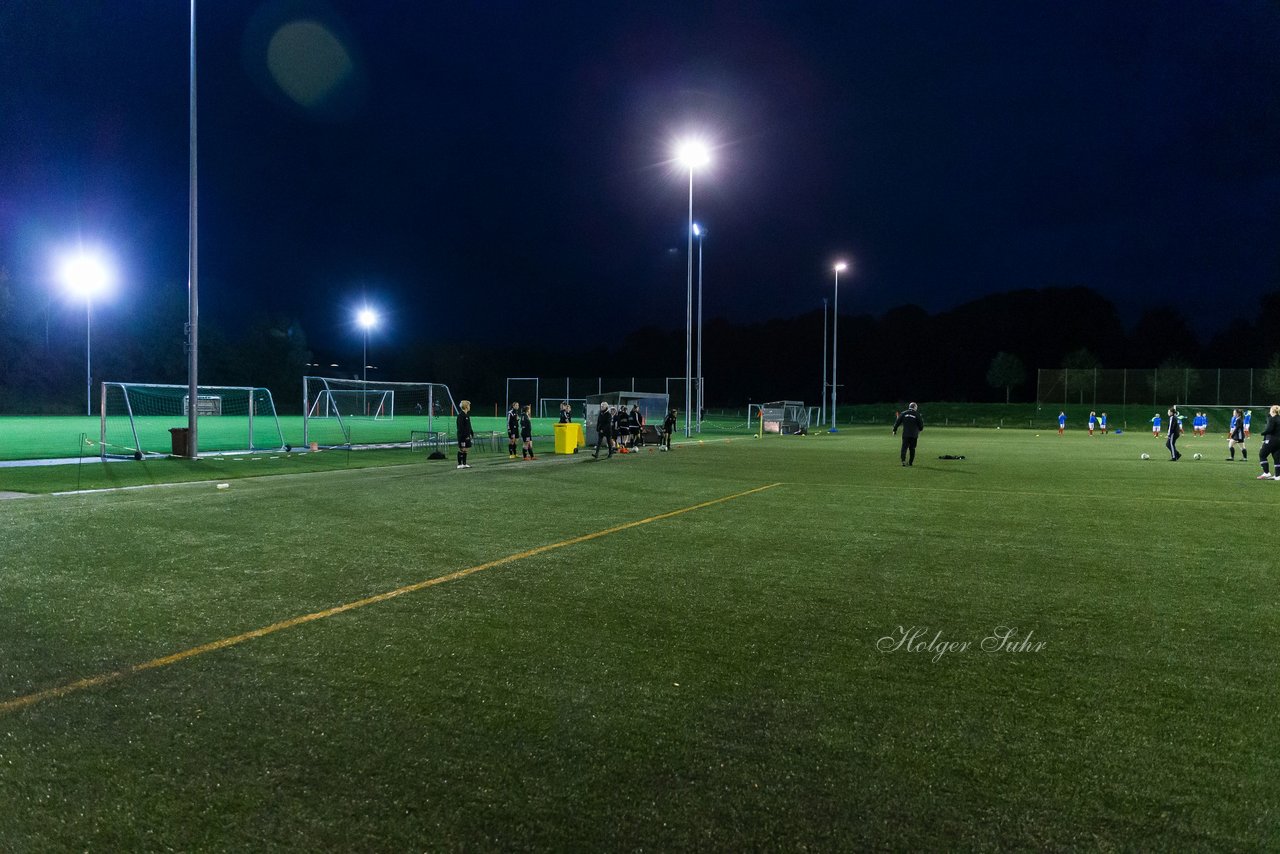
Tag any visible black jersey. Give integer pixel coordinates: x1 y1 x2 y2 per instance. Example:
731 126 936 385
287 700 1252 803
596 408 613 437
456 413 473 442
663 413 677 433
628 409 641 430
507 409 520 435
559 408 571 423
520 413 532 439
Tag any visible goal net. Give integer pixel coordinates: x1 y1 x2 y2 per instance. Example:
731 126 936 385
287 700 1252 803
100 382 284 458
303 376 457 448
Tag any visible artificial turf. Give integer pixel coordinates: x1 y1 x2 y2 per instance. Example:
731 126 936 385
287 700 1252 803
0 427 1277 849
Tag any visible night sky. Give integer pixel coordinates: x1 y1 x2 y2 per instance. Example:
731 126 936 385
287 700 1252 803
3 1 1279 358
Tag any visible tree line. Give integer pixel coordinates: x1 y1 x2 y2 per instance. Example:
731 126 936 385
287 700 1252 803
3 267 1279 414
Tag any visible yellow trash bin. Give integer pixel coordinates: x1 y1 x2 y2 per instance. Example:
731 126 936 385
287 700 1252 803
553 422 584 454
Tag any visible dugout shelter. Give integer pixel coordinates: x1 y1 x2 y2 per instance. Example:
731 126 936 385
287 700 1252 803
584 391 669 446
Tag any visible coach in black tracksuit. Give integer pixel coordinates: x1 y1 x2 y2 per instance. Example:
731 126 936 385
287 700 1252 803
1257 404 1280 478
1165 405 1182 461
892 402 924 467
593 402 614 459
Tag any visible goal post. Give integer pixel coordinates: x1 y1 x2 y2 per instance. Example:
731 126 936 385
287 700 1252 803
302 376 457 449
100 382 284 458
505 377 539 415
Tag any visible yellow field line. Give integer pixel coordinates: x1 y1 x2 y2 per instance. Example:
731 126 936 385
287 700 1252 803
0 482 781 716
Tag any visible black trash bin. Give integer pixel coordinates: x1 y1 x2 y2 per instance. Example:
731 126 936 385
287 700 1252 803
169 427 189 457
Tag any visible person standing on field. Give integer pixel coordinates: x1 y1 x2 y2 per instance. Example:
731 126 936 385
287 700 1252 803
1165 405 1183 461
1228 408 1248 461
455 400 473 469
507 402 521 459
1255 405 1280 479
520 404 535 460
592 401 614 459
892 402 925 467
662 408 677 451
1057 411 1066 435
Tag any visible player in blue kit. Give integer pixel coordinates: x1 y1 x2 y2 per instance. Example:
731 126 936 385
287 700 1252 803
1058 411 1066 435
1151 412 1161 438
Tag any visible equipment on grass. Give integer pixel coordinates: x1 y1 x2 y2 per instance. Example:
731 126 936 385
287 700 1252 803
101 382 284 458
1141 453 1151 460
303 377 456 449
757 401 810 435
1193 453 1203 460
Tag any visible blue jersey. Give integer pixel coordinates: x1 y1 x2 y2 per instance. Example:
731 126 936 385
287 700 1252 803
1058 414 1066 427
1245 412 1252 428
1231 415 1239 431
1152 415 1161 428
1099 414 1107 428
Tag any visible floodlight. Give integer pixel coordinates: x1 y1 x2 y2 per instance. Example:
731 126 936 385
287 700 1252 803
356 307 378 329
58 251 114 299
676 139 711 170
834 261 848 273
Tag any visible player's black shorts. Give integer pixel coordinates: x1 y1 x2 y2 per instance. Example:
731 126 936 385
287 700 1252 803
459 438 472 449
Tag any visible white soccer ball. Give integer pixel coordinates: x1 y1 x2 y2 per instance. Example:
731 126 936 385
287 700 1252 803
1140 453 1150 460
1193 453 1202 460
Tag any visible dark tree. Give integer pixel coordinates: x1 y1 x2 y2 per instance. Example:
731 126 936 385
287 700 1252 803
986 352 1026 403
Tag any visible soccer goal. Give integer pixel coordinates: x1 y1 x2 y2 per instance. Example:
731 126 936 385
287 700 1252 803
303 376 457 448
100 382 285 458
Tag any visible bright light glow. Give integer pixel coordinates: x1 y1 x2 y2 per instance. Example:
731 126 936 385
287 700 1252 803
834 261 848 273
58 250 114 299
692 223 703 237
356 307 379 329
675 139 711 170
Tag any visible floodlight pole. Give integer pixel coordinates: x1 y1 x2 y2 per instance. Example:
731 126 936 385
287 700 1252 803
186 0 199 458
829 265 843 433
684 169 694 437
696 225 704 432
84 300 92 416
821 297 828 427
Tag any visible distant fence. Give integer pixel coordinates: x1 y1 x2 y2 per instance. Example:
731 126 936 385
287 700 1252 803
1037 368 1279 408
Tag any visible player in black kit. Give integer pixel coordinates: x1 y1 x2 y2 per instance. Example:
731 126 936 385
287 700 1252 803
520 404 535 460
662 408 676 451
455 400 473 469
507 402 520 459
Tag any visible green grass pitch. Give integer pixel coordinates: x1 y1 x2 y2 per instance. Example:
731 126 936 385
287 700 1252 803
1 427 1277 849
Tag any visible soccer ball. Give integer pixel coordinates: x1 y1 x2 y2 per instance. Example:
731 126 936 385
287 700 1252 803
1140 453 1150 460
1193 453 1202 460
